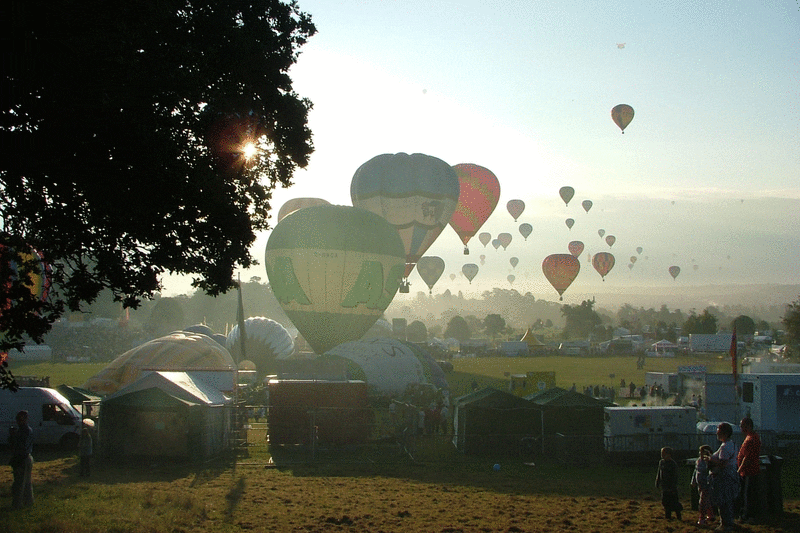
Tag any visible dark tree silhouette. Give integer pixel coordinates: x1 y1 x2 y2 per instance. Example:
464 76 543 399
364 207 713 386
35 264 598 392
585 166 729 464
731 315 756 336
0 1 316 388
444 316 471 343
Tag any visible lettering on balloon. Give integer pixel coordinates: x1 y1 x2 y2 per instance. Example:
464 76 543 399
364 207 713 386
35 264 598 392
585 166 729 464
341 262 404 310
265 257 311 306
421 201 444 221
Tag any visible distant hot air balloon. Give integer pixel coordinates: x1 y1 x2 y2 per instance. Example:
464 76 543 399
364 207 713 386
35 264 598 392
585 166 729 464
507 199 525 221
510 257 519 269
265 205 405 355
636 247 643 254
693 264 699 271
605 235 616 247
611 104 634 133
628 263 634 270
542 254 580 301
449 164 501 254
559 186 575 206
598 229 606 238
449 273 456 281
592 252 615 280
479 232 491 247
351 152 460 292
507 274 515 285
462 263 479 283
492 239 501 250
669 266 681 280
519 223 532 240
565 218 575 230
416 256 445 294
630 256 637 264
277 197 331 222
568 241 584 257
497 233 512 250
581 200 593 213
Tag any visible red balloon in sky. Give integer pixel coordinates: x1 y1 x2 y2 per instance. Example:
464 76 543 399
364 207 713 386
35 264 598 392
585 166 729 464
568 241 584 257
592 252 615 280
542 254 580 301
449 164 501 254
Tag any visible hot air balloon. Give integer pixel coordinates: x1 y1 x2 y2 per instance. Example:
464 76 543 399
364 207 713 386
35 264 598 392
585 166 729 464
507 275 515 285
592 252 615 280
598 229 606 238
265 205 405 355
669 266 681 280
628 263 634 270
581 200 593 213
492 239 501 250
510 257 519 268
448 164 501 254
416 256 445 294
479 232 491 247
568 241 584 257
277 197 331 222
351 153 460 292
559 186 575 206
462 263 479 283
449 273 456 281
479 254 486 265
605 235 616 247
636 247 643 254
507 199 525 221
519 223 532 240
497 233 512 250
542 254 580 301
630 256 637 264
611 104 634 133
693 264 699 271
565 218 575 230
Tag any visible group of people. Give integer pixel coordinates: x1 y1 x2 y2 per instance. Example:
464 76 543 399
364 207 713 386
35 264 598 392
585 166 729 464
8 409 93 509
656 417 762 531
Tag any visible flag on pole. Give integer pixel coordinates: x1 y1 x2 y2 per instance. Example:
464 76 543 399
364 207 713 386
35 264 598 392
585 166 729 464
236 274 247 365
730 326 737 390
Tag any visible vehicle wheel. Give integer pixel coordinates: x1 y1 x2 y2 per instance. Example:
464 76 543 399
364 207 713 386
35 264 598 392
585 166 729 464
60 432 80 450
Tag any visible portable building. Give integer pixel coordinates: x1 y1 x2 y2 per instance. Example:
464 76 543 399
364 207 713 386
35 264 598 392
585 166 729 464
689 333 733 353
703 373 740 422
452 388 539 455
739 373 800 433
603 406 697 452
99 371 232 460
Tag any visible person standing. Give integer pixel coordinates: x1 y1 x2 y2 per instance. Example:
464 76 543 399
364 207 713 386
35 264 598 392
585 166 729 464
691 445 715 525
737 417 761 523
8 410 34 508
655 446 683 520
79 426 93 477
709 422 739 531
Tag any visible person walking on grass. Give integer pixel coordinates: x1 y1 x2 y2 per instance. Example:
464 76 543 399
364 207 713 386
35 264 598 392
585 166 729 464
655 446 683 521
8 410 34 509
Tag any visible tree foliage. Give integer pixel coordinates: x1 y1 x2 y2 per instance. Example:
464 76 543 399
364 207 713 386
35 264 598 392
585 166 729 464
406 320 428 343
0 1 316 387
731 315 756 336
444 316 471 343
683 309 718 335
561 299 603 339
782 296 800 352
483 314 506 339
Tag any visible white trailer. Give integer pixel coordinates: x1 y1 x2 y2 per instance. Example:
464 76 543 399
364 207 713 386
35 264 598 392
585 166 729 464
689 333 733 353
604 406 697 452
703 373 740 422
739 373 800 433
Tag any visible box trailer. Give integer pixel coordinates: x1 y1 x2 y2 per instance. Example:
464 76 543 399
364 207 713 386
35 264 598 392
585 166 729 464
689 333 733 353
645 372 679 394
739 373 800 433
703 373 740 423
604 406 697 452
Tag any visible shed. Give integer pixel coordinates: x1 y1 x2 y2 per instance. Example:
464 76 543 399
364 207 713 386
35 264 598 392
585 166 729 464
452 388 539 456
99 371 232 460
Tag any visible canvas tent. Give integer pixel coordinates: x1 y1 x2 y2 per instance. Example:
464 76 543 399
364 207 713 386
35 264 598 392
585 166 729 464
452 388 539 456
99 371 233 460
520 328 546 351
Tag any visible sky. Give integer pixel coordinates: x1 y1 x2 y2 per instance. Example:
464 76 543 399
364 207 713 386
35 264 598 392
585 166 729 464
165 0 800 304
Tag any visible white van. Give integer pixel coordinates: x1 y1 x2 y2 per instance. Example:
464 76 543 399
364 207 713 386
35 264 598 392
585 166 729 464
0 387 82 448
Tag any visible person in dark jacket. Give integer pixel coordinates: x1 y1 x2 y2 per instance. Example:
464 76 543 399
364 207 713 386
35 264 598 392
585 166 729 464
8 410 34 508
655 446 683 520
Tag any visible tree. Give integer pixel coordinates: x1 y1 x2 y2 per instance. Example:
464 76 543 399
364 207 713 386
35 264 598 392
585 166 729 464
483 314 506 339
683 309 718 335
1 1 316 388
782 296 800 354
444 316 471 343
561 300 603 339
406 320 428 343
731 315 756 336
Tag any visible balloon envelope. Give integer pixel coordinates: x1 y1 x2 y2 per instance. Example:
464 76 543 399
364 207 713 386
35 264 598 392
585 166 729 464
559 186 575 206
542 254 580 300
491 239 501 250
497 233 512 250
636 247 643 254
605 235 616 247
568 241 584 257
581 200 593 213
462 263 479 283
510 257 519 268
351 153 460 278
449 164 501 249
265 205 406 355
507 275 515 284
630 256 637 264
478 232 491 247
277 197 330 223
226 317 295 373
592 252 616 280
565 218 574 230
518 223 532 240
416 256 445 293
507 199 525 221
669 266 681 279
598 229 605 238
611 104 634 133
